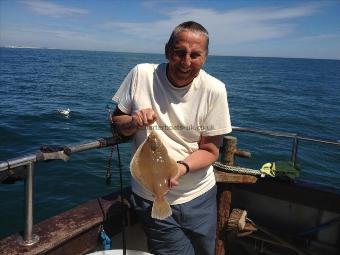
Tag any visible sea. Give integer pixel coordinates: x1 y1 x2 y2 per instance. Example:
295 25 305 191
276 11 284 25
0 48 339 239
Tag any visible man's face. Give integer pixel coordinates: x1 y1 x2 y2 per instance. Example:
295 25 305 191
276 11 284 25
166 31 207 87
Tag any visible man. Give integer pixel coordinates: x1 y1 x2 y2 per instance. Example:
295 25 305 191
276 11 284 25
111 21 232 255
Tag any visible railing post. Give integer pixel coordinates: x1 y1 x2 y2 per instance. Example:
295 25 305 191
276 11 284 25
291 136 299 168
220 136 237 165
17 162 39 246
216 135 236 255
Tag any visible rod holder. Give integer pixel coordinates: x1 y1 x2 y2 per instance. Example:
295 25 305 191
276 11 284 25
17 162 39 246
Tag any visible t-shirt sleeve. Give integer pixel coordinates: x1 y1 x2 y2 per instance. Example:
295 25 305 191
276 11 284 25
112 66 137 114
202 87 232 136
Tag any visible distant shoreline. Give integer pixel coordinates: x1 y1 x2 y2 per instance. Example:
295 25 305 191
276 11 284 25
2 45 43 49
1 46 339 61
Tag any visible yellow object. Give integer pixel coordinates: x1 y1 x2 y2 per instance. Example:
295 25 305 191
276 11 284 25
260 161 300 179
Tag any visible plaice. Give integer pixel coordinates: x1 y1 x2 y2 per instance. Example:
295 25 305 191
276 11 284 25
131 130 178 219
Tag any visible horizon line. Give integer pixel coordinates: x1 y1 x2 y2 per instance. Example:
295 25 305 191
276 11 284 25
1 45 339 61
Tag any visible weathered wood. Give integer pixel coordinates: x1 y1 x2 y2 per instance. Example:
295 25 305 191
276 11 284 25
227 209 247 232
220 136 251 165
216 136 237 255
220 136 237 165
0 190 130 255
216 135 256 255
214 170 257 184
234 149 251 159
215 188 232 255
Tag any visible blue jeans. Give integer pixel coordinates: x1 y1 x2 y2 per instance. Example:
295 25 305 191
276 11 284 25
131 185 217 255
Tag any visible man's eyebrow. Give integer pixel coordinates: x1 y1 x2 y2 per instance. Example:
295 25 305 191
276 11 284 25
173 49 204 54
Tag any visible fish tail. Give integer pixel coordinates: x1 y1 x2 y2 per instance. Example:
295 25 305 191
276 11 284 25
151 197 172 220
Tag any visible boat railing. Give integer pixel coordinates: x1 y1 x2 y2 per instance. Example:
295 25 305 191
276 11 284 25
0 127 339 246
231 126 340 167
0 135 125 246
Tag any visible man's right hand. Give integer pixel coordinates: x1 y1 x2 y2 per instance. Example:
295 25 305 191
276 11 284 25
132 108 157 129
111 107 157 137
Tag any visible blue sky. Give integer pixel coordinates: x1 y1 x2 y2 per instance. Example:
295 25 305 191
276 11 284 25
1 0 339 59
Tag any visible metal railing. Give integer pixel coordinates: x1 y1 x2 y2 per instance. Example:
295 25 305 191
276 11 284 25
232 126 340 167
0 136 124 246
0 127 339 245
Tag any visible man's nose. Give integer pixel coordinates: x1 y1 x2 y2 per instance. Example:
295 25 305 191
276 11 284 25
181 53 191 67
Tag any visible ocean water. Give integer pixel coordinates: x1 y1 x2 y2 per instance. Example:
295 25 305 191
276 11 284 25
0 48 339 238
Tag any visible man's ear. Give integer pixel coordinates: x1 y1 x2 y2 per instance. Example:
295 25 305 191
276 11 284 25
165 43 170 60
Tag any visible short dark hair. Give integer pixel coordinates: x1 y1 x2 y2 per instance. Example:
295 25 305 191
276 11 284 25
167 21 209 54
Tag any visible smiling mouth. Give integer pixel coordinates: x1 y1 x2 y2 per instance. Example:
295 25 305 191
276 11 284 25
178 68 191 74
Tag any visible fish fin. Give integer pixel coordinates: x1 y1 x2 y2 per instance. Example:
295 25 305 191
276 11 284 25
151 197 172 220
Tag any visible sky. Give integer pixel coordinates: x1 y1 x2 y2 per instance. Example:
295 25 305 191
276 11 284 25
0 0 340 60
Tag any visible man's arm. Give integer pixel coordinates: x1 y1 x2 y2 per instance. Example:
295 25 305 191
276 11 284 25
170 135 222 186
110 107 157 137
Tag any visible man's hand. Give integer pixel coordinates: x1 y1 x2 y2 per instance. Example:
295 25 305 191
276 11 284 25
132 108 157 129
169 162 187 188
111 107 157 136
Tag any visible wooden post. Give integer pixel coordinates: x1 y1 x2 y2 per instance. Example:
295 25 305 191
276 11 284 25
215 186 232 255
215 136 237 255
220 136 237 165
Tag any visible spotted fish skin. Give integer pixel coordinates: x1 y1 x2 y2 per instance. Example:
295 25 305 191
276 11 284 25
131 130 178 220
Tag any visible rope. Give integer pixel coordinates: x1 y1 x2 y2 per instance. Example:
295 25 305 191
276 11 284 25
105 145 114 185
214 162 262 176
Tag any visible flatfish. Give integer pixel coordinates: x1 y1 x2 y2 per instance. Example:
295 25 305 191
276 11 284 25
131 130 178 220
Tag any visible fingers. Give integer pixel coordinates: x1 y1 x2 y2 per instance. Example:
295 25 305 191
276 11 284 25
132 108 157 129
142 108 157 124
168 163 187 188
169 177 179 189
132 114 143 128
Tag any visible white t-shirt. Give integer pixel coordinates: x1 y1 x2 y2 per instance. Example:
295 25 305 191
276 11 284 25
113 63 232 204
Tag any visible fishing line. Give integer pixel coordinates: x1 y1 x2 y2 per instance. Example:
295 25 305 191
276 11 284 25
116 143 127 255
107 109 127 254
